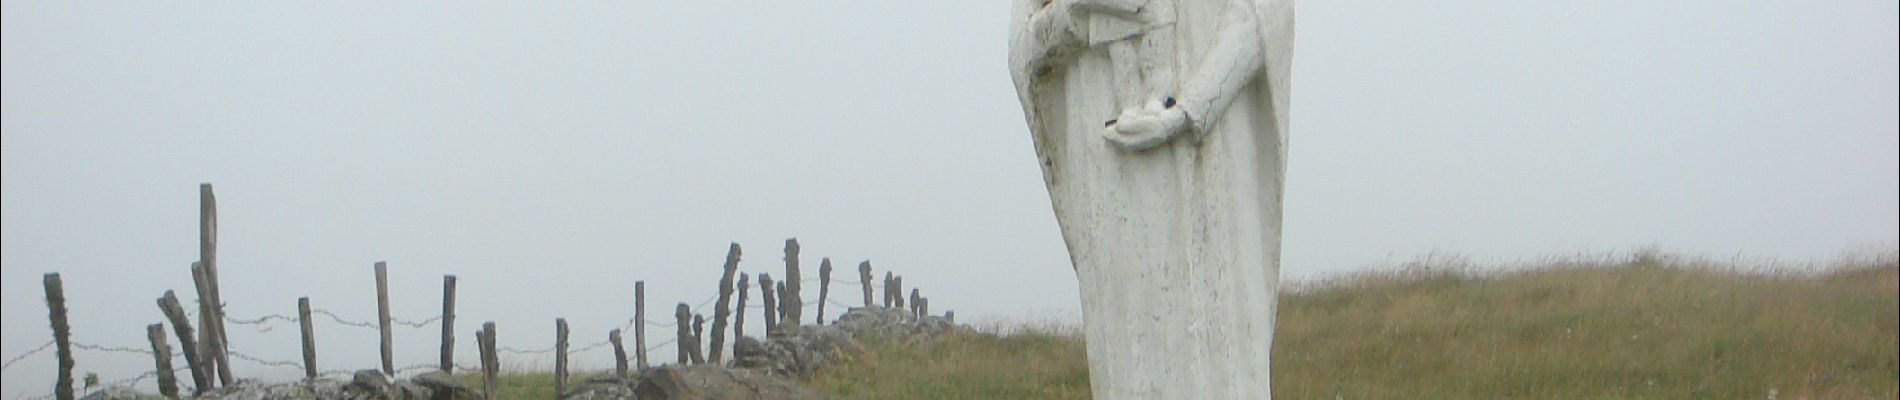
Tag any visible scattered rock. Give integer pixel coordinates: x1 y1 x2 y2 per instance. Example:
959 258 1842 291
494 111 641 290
560 374 638 400
79 387 167 400
635 365 828 400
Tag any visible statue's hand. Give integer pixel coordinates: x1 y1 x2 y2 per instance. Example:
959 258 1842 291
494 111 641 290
1102 100 1190 152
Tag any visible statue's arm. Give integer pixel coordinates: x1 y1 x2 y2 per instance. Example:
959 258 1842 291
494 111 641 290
1009 0 1087 85
1176 0 1267 138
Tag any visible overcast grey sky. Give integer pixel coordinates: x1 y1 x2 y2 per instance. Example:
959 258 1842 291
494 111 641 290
4 1 1895 396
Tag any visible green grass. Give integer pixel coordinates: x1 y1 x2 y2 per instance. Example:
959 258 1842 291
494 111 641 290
802 255 1898 399
807 332 1092 399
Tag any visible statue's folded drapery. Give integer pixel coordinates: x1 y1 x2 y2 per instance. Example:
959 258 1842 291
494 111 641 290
1008 0 1293 398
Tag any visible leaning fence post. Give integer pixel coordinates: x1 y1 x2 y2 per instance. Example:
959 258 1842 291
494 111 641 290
610 329 628 378
190 263 232 388
374 261 394 376
298 297 317 381
859 261 874 308
674 303 692 365
709 243 740 364
479 322 497 399
817 258 832 325
554 318 569 398
440 275 456 373
634 281 647 370
44 273 74 400
781 239 802 329
759 274 778 335
156 291 208 394
735 274 750 340
147 323 179 398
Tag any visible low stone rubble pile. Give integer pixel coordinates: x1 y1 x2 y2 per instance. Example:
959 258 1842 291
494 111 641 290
76 307 965 400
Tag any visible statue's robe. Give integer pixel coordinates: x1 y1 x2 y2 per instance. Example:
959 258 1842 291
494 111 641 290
1009 0 1293 398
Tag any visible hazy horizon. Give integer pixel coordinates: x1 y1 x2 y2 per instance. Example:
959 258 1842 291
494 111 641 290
4 1 1895 397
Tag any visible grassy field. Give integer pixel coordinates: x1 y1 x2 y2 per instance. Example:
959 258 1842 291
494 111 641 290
468 254 1895 399
808 254 1898 399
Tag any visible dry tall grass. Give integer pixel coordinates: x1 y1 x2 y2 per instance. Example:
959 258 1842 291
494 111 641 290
806 252 1897 399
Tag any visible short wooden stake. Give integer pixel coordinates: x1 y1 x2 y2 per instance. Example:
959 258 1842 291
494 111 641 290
298 297 317 381
893 276 905 310
156 291 209 393
147 323 179 398
634 281 647 370
44 273 74 400
781 239 802 329
374 261 394 375
674 303 692 365
554 318 569 398
759 274 778 335
479 322 498 399
817 258 832 325
691 314 706 364
858 261 874 308
709 243 740 364
735 274 750 339
882 272 894 308
610 329 628 378
440 275 456 373
190 263 232 388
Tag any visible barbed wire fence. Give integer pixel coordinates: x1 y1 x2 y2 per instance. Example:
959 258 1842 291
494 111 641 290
10 269 927 400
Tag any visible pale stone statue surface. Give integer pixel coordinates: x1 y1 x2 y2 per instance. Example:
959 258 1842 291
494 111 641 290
1008 0 1292 398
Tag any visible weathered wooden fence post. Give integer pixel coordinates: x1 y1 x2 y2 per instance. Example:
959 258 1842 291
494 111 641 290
893 276 905 310
634 281 647 370
910 288 921 318
817 258 832 325
375 261 394 376
298 297 317 381
735 274 750 339
477 322 498 400
440 275 456 373
44 273 74 400
775 281 788 325
147 323 179 398
859 261 874 308
674 303 693 365
759 274 778 335
691 315 707 364
781 239 802 329
197 184 234 388
190 263 232 388
554 318 569 398
156 291 208 393
882 272 894 308
709 243 740 364
610 329 628 378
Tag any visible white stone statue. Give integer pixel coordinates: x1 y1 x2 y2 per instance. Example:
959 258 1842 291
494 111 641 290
1008 0 1293 398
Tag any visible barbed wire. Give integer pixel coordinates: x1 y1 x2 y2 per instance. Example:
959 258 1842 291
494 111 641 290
644 338 677 352
227 350 302 369
1 341 55 371
309 309 377 329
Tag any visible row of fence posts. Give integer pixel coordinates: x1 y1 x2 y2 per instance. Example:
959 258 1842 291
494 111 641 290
45 255 934 400
36 185 943 400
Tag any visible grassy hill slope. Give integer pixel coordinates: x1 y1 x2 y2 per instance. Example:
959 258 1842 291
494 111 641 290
809 256 1898 399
